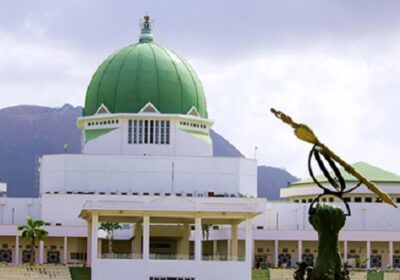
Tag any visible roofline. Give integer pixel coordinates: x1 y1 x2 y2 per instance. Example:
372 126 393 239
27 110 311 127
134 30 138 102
289 180 400 187
77 113 214 129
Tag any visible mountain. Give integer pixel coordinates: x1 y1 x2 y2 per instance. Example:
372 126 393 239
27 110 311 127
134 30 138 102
0 104 297 198
257 166 298 200
210 130 243 157
0 104 81 197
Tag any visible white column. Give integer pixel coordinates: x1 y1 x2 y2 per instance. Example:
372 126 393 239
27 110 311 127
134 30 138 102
389 241 394 267
39 240 44 264
143 215 150 260
343 241 348 262
182 223 190 258
297 240 302 263
245 218 253 265
86 220 92 266
91 213 98 265
213 240 218 257
274 240 279 267
195 216 202 261
133 223 142 256
227 240 231 260
366 241 371 269
63 237 68 265
98 239 102 256
15 236 19 265
231 223 238 261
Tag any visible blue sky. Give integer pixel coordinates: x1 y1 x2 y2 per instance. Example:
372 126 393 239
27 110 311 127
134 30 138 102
0 0 399 177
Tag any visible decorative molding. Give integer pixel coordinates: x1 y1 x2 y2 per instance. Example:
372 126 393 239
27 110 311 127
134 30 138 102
139 102 160 114
186 106 200 117
95 104 110 114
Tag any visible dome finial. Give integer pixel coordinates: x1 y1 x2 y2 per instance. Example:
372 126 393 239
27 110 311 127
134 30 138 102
139 15 154 43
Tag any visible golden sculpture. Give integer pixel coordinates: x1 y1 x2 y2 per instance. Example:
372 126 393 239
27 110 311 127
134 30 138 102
271 108 396 208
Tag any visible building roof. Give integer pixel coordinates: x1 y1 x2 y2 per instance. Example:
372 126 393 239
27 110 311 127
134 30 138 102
83 18 207 118
290 162 400 187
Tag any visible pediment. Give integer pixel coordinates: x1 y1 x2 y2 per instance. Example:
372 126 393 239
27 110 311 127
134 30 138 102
139 102 160 114
95 104 110 114
186 106 200 117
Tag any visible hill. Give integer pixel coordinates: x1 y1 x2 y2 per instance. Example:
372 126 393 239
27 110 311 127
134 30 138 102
0 104 297 198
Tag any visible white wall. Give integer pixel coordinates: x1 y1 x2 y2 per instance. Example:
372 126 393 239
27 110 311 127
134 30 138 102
252 202 400 231
0 198 41 225
281 184 400 199
39 155 257 197
92 259 251 280
0 183 6 193
82 117 213 157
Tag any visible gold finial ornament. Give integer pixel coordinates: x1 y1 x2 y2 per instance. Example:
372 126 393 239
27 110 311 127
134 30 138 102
271 108 397 208
143 15 150 28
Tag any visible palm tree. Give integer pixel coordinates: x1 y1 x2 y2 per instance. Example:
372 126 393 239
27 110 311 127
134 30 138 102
17 216 48 265
202 224 213 241
99 222 122 254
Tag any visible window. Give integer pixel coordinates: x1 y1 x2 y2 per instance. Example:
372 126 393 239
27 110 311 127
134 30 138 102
354 197 362 203
155 120 159 144
150 120 154 144
128 119 170 145
133 120 138 144
166 121 170 144
365 197 372 203
139 120 143 144
161 121 165 144
128 120 132 144
144 120 149 144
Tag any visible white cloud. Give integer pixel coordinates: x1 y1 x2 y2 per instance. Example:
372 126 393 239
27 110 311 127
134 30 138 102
0 20 95 108
192 47 400 178
0 17 399 180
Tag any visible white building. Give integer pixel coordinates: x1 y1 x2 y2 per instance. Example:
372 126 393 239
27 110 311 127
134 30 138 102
0 17 400 280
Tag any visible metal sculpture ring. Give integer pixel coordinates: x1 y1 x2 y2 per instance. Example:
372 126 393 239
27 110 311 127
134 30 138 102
308 145 362 216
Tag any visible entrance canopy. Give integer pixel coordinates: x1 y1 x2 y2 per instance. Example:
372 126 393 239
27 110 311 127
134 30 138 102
79 195 265 223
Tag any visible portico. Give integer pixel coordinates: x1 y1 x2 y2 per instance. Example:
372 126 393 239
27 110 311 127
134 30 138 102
79 196 265 280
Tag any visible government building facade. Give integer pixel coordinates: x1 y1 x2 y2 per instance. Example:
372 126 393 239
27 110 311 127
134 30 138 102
0 17 400 280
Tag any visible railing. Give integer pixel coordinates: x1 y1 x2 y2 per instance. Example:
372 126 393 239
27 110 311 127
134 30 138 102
149 254 194 260
99 253 246 262
202 255 246 261
100 253 143 259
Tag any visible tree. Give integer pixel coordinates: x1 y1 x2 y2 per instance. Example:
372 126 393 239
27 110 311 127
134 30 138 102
17 216 48 265
202 224 213 241
99 222 122 254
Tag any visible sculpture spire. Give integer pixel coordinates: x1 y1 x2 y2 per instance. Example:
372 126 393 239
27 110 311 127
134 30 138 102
139 15 154 43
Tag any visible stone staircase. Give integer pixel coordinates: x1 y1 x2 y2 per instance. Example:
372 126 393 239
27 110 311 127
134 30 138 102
347 270 367 279
269 268 295 280
0 264 71 280
385 272 400 280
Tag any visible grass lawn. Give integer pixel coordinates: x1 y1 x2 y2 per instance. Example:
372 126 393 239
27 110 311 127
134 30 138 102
69 267 91 280
252 269 269 280
367 271 384 280
252 269 391 280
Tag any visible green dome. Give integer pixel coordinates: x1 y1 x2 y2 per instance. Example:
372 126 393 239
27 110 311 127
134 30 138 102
84 23 208 118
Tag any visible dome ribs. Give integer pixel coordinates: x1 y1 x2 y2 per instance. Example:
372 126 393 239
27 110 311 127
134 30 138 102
148 44 162 112
113 45 136 114
84 42 208 118
158 45 184 115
